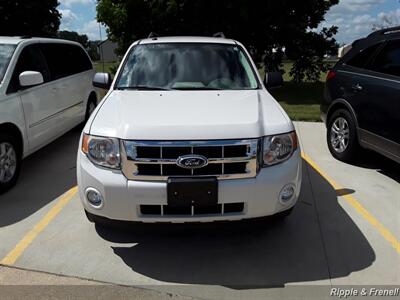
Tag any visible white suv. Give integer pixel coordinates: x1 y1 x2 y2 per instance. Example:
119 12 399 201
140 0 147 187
78 36 302 224
0 37 98 193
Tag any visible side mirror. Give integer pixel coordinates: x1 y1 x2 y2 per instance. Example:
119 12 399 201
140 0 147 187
264 72 283 89
93 72 112 89
19 71 44 87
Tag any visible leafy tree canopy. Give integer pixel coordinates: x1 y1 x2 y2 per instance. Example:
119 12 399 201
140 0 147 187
97 0 339 82
57 30 101 61
58 30 90 48
0 0 60 37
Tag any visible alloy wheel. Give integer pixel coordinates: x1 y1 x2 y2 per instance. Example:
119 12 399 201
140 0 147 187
0 142 17 184
88 101 96 116
330 117 350 153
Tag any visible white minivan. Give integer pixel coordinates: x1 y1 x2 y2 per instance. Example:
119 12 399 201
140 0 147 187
78 36 302 225
0 37 99 193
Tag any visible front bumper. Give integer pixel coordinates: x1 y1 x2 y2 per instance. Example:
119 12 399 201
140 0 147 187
77 149 302 223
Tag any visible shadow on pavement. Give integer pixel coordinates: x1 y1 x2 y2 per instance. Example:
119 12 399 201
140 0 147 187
351 149 400 183
96 159 375 289
0 126 82 227
335 188 355 196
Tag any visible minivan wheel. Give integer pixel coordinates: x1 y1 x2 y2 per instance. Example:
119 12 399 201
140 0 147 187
0 133 21 194
85 97 97 121
327 109 358 162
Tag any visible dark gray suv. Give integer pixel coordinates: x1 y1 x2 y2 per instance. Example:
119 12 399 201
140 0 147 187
321 26 400 163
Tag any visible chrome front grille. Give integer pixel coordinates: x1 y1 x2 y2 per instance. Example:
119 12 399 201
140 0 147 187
121 139 259 181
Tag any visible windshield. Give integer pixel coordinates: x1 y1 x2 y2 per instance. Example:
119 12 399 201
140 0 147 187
116 43 259 90
0 44 16 83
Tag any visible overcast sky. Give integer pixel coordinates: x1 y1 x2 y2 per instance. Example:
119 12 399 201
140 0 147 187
59 0 400 43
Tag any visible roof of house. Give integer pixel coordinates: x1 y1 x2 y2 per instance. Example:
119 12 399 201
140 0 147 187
98 39 114 46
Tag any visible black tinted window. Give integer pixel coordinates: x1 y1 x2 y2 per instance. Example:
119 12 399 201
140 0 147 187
7 45 50 93
41 43 92 80
346 43 381 69
368 40 400 77
70 45 92 73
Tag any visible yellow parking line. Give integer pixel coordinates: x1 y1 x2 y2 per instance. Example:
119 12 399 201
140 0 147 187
301 152 400 254
0 186 78 266
1 152 398 266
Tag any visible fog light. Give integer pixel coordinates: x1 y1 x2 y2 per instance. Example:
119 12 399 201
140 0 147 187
279 184 295 204
86 188 103 208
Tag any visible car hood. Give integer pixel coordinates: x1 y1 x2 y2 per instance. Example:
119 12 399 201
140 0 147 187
88 90 293 140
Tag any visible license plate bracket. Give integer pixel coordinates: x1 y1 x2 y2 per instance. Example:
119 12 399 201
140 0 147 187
167 177 218 207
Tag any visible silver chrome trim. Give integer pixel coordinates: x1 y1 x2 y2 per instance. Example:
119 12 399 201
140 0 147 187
121 139 259 181
176 155 208 169
337 70 400 84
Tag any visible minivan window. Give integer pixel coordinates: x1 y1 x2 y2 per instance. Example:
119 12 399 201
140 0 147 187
40 44 92 80
368 40 400 77
69 45 92 73
7 45 50 94
116 43 259 90
0 44 16 83
346 43 381 69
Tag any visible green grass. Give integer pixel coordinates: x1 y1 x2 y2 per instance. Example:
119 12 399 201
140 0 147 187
93 61 119 74
270 81 325 122
267 62 331 122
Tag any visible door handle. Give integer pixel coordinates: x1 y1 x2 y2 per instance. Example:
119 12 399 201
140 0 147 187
352 84 363 92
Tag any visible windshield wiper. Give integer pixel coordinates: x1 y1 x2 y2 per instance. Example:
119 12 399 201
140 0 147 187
173 87 222 90
116 85 172 91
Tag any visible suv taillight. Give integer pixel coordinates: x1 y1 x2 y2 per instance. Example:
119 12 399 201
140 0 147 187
326 70 336 81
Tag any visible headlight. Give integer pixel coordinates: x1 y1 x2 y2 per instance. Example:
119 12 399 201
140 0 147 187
82 134 121 169
262 132 298 166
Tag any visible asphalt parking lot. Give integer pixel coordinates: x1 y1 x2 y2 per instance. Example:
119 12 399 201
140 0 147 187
0 122 399 299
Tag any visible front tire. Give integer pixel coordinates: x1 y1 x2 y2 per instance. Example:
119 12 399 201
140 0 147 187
0 133 21 194
327 109 359 162
85 210 121 230
272 207 294 221
85 210 95 223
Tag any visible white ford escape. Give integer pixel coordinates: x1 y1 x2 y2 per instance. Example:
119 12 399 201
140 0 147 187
78 36 302 224
0 37 98 194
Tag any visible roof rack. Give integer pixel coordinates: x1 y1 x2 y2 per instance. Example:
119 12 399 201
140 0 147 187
213 32 226 38
148 32 159 39
368 26 400 38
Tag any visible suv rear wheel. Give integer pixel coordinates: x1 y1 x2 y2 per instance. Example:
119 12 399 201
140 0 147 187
0 132 21 194
327 109 358 162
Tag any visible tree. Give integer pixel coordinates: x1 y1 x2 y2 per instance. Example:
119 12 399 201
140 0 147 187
97 0 339 82
87 41 101 61
57 31 101 61
0 0 60 37
57 30 89 49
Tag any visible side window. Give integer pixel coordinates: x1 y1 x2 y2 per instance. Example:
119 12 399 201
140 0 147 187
40 44 72 80
41 44 92 80
346 43 381 69
70 45 92 73
7 45 50 94
368 40 400 77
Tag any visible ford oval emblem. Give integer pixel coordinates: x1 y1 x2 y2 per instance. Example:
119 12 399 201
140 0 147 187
176 155 208 169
